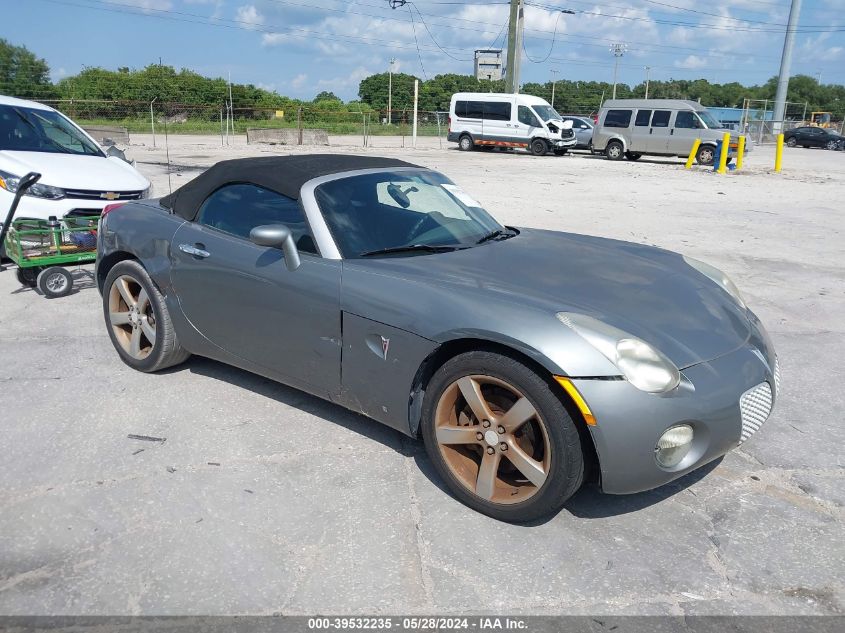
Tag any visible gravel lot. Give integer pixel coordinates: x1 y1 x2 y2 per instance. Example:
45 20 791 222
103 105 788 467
1 136 843 616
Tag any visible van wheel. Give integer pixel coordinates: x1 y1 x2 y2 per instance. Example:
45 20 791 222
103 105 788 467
458 135 474 152
529 139 548 156
696 144 716 166
605 140 624 160
625 152 642 161
553 148 568 156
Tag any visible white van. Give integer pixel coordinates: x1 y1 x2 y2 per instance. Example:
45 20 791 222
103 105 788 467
448 93 576 156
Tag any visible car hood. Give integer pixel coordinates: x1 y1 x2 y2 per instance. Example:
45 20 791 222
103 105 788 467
355 228 751 369
0 151 149 190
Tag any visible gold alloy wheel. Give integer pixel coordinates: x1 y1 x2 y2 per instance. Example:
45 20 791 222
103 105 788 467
434 375 551 504
108 275 156 360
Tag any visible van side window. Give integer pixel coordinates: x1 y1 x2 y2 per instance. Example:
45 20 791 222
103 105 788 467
675 111 699 129
518 106 540 128
635 110 652 126
455 101 483 119
604 109 632 128
483 102 512 121
652 111 671 127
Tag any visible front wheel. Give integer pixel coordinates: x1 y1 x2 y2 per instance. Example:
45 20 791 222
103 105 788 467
786 137 797 147
103 259 190 372
826 140 837 150
458 135 474 152
421 351 584 523
530 138 549 156
696 144 716 166
553 148 568 156
626 152 642 161
605 140 624 160
37 267 73 298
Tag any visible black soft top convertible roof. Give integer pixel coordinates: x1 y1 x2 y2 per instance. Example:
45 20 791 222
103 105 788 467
159 154 419 220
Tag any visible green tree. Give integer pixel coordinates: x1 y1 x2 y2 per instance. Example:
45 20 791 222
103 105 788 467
0 39 56 99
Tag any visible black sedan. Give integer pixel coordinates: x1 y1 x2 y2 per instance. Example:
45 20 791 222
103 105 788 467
784 126 843 150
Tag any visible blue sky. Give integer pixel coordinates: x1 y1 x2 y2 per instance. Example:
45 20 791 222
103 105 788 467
5 0 845 101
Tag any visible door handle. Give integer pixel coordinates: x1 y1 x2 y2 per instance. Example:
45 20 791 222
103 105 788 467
670 129 674 135
179 243 210 258
649 128 653 134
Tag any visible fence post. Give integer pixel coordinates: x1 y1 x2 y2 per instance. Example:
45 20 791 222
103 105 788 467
150 98 157 148
412 79 418 149
297 107 303 146
220 109 224 146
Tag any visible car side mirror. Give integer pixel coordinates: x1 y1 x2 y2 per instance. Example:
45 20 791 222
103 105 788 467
250 224 301 271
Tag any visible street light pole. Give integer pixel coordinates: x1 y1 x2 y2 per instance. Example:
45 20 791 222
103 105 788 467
388 57 396 125
773 0 802 132
644 66 651 99
610 43 626 100
550 69 559 108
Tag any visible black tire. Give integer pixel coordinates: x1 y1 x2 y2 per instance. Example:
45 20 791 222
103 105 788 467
530 138 549 156
553 148 568 156
37 267 73 298
802 145 810 149
786 137 797 148
626 152 642 161
826 140 837 150
458 135 474 152
103 259 190 372
605 140 624 160
696 144 717 166
421 350 584 523
15 267 39 288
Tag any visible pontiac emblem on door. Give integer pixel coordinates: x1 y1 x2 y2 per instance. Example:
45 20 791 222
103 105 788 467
380 336 390 360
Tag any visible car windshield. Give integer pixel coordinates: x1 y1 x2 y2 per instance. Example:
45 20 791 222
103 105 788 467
314 169 506 258
532 105 562 122
697 110 723 129
0 105 103 156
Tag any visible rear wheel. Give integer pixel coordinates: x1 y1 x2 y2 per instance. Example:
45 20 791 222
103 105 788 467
421 351 584 523
605 140 624 160
103 259 190 372
626 152 642 161
530 138 549 156
458 135 474 152
826 139 837 150
786 137 797 147
37 267 73 298
696 144 716 166
15 267 39 288
553 148 568 156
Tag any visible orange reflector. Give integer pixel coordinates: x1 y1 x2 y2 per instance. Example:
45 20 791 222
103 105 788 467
554 376 597 426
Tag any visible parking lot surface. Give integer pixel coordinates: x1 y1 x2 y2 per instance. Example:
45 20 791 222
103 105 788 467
1 137 843 615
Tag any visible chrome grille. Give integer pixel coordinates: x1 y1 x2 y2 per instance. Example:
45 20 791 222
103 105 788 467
739 382 773 443
64 189 144 201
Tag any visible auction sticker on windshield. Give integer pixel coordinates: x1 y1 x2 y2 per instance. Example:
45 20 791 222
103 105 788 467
442 184 482 208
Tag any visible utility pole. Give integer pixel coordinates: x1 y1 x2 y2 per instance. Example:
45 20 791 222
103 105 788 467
550 69 559 108
773 0 802 132
505 0 524 94
644 66 651 99
610 43 627 100
388 58 396 125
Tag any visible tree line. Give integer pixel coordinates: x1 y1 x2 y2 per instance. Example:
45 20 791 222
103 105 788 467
2 39 844 120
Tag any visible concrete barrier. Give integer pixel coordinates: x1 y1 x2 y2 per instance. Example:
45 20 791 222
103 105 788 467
84 125 130 144
246 128 330 145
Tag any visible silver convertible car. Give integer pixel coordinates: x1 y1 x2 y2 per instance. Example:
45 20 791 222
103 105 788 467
96 155 779 522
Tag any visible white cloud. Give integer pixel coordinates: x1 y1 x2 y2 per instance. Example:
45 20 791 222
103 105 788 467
111 0 172 10
290 73 308 90
675 54 708 69
235 4 264 30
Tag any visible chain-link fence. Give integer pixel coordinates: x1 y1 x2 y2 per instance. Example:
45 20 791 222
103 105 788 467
737 98 845 144
33 99 449 148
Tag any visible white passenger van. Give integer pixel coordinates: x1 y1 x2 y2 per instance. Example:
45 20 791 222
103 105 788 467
592 99 749 165
448 93 576 156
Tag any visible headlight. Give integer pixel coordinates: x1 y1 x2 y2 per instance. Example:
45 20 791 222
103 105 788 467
556 312 681 393
683 255 745 309
139 184 153 199
0 169 65 200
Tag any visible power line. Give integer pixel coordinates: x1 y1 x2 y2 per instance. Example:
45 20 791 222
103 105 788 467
522 8 574 63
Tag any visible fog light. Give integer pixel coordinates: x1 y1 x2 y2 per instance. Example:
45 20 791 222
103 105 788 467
655 424 694 468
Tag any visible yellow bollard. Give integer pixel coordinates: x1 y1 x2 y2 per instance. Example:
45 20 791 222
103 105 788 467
717 132 730 174
775 133 784 172
685 139 701 169
736 135 745 171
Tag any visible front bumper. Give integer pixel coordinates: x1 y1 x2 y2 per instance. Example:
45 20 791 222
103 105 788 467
553 135 577 148
574 313 778 494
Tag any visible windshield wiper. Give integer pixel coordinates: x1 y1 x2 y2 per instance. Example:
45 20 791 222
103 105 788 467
476 228 516 244
360 243 465 257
